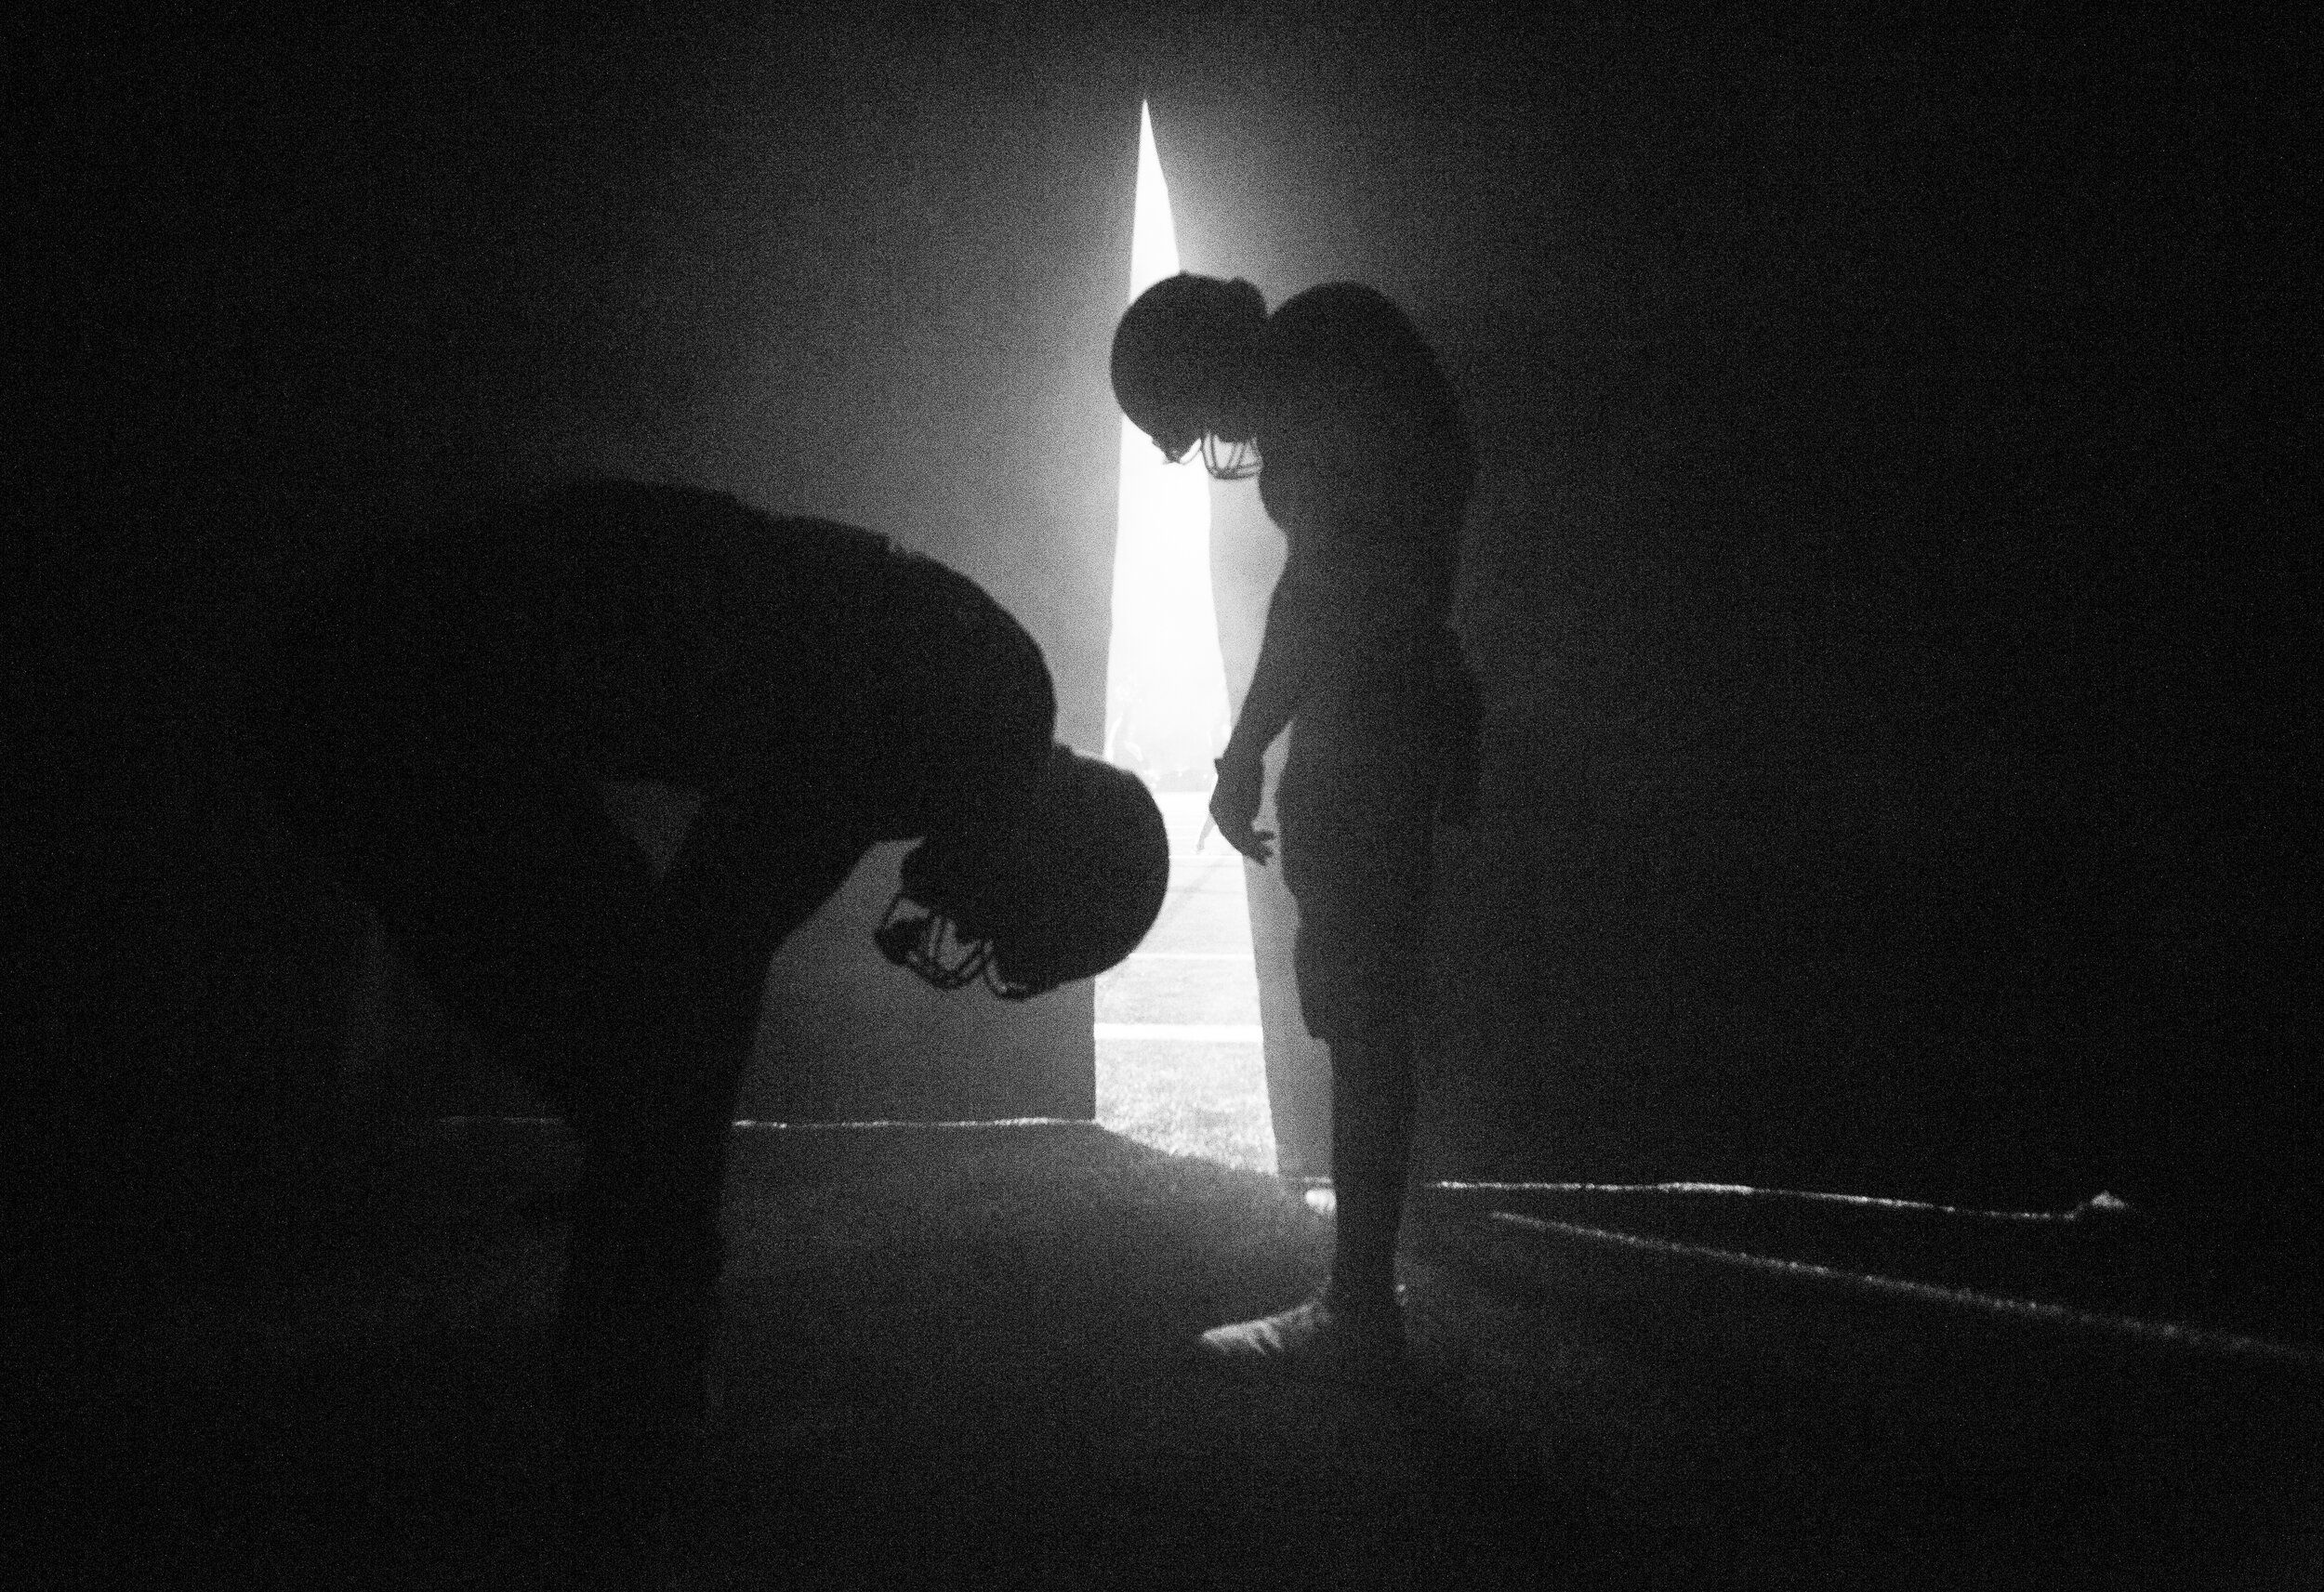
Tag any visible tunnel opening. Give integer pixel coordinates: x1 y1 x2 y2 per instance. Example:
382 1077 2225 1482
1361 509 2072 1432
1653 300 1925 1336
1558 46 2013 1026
1094 103 1274 1171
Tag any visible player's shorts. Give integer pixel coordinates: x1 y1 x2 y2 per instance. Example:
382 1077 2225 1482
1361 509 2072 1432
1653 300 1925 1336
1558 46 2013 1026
1276 752 1437 1045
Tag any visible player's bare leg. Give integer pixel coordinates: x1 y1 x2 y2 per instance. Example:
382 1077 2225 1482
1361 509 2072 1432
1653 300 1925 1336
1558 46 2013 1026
1197 1016 1415 1382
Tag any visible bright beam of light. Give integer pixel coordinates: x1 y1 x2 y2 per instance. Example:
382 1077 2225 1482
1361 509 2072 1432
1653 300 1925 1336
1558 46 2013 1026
1097 103 1273 1173
1105 101 1232 786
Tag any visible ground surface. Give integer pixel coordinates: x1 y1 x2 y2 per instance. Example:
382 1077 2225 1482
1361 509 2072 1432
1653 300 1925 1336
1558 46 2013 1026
24 1121 2323 1590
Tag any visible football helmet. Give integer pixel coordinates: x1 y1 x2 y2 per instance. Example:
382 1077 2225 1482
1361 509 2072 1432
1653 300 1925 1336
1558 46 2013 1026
878 745 1169 999
1110 273 1268 473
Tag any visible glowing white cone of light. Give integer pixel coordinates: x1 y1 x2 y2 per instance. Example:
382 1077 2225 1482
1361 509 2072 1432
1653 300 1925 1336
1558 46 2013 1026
1105 101 1232 783
1095 103 1273 1174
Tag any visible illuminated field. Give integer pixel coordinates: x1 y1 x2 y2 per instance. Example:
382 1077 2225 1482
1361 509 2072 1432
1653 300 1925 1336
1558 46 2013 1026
1095 793 1271 1170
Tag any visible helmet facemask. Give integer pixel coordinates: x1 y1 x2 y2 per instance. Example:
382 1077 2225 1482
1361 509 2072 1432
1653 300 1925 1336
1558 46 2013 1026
1199 434 1261 480
876 746 1169 1003
878 816 1039 997
874 892 1042 999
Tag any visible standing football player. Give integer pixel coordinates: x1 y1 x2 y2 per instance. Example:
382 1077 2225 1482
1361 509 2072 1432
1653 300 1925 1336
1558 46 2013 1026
1113 273 1480 1381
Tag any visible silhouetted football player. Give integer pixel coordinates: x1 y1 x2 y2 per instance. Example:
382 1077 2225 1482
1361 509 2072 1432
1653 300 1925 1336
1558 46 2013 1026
248 479 1169 1581
1113 274 1479 1382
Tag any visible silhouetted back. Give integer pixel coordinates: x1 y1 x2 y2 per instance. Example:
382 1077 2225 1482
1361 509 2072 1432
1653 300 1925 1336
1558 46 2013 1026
263 480 1055 839
1248 288 1475 810
1255 282 1473 610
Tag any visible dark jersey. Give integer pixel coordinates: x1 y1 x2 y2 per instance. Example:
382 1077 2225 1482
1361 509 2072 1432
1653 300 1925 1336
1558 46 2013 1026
264 480 1055 843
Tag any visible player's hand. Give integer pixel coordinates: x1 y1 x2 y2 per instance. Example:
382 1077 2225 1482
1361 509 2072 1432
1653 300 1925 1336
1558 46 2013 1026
1209 756 1274 865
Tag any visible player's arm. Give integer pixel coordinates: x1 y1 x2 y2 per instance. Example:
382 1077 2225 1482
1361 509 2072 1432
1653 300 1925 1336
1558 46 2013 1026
1220 567 1319 770
1209 558 1336 863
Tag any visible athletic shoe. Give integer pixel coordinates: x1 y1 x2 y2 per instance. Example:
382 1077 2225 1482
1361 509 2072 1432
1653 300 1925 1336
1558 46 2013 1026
1193 1295 1408 1385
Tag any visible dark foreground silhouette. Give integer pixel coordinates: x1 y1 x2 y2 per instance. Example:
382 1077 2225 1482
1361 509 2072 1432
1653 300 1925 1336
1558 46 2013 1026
24 1120 2319 1590
234 480 1168 1580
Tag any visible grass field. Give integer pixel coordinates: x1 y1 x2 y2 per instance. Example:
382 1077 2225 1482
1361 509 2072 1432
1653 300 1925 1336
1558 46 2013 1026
1095 1033 1275 1171
1095 789 1279 1173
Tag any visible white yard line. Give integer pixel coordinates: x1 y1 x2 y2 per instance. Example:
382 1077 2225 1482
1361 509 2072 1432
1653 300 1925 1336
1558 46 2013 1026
1109 951 1253 962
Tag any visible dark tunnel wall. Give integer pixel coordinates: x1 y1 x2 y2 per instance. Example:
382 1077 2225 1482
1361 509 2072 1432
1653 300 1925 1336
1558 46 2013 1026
1144 20 2316 1219
14 9 1145 1167
12 7 2316 1245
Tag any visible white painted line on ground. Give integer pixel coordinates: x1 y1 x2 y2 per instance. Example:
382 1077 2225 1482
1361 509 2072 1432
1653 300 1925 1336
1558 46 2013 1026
434 1116 1091 1131
1112 951 1254 961
727 1117 1089 1131
1094 1022 1265 1043
1487 1211 2324 1368
1433 1180 2098 1222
